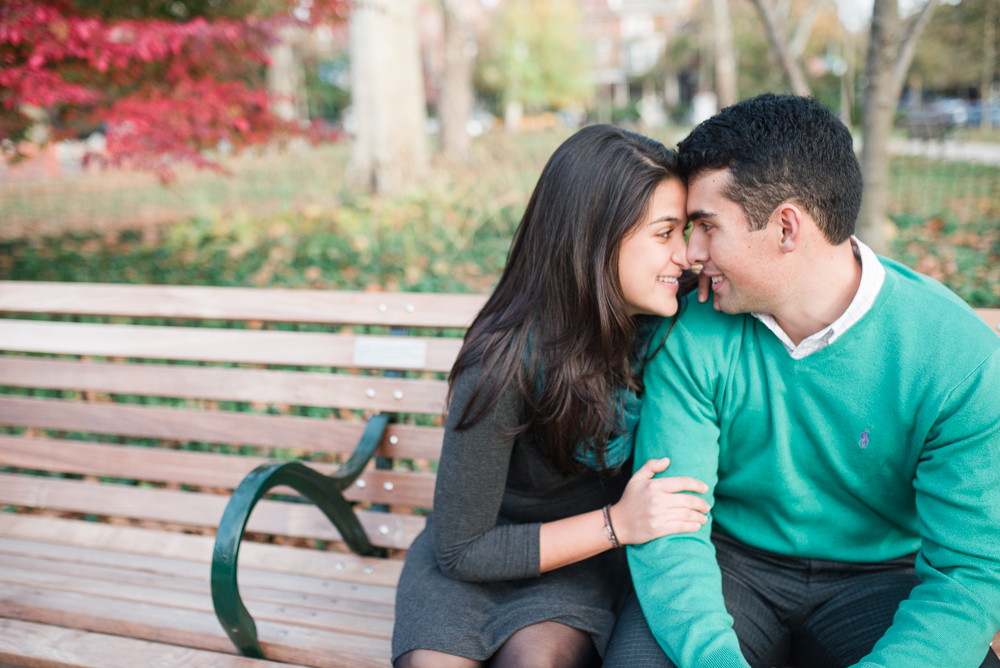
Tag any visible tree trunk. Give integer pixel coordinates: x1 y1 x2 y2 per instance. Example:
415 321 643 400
713 0 738 108
751 0 811 96
857 0 939 253
440 0 474 162
983 0 996 131
349 0 429 194
267 26 308 123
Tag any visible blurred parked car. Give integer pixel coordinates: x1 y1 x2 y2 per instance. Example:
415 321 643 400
966 100 1000 128
466 110 496 137
899 101 962 139
937 98 970 126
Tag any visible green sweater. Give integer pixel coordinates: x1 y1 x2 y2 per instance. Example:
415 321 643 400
628 258 1000 668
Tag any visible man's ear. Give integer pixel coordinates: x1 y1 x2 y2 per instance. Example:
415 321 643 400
773 202 805 253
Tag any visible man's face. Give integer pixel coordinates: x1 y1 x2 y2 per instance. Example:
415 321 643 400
686 169 779 314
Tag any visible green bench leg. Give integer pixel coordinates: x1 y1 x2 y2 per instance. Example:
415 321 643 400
211 413 390 658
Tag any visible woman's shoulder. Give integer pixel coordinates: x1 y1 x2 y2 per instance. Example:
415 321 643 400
447 360 524 430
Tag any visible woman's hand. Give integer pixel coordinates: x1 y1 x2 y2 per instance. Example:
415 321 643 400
608 457 710 545
538 457 709 572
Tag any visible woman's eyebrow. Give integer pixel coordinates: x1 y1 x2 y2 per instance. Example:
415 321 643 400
648 215 682 225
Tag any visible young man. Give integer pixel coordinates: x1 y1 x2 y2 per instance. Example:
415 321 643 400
604 94 1000 668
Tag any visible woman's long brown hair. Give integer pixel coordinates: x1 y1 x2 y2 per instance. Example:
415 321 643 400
449 124 683 475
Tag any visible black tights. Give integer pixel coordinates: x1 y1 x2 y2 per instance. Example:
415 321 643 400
394 621 599 668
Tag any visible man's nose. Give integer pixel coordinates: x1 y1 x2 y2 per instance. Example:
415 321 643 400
687 227 709 264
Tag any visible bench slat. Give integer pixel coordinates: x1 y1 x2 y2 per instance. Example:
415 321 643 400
0 515 404 588
0 473 425 549
0 582 392 667
1 396 445 460
0 618 296 668
0 435 436 507
0 534 399 601
978 308 1000 334
0 281 486 329
0 356 448 414
0 320 462 372
0 557 393 639
0 544 393 618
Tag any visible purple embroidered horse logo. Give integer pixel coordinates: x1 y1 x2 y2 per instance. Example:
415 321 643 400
859 427 873 449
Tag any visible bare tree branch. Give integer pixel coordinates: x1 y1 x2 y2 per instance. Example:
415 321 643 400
890 0 940 98
790 0 826 60
777 0 792 22
751 0 812 95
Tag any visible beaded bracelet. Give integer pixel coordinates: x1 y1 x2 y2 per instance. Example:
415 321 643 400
602 504 621 548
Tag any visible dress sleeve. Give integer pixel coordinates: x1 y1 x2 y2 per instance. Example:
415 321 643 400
431 364 542 582
852 348 1000 668
626 310 751 668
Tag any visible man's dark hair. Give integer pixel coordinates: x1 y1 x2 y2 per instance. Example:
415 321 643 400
677 94 862 244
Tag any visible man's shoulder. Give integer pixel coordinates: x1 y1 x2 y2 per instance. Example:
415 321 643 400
647 295 749 374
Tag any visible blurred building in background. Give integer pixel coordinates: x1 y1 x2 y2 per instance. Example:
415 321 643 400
580 0 695 124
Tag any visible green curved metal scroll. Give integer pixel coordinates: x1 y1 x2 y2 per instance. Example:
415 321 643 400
211 413 389 658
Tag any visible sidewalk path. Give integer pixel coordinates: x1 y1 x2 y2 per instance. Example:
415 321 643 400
886 138 1000 166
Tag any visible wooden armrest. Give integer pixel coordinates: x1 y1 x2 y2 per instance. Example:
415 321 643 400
210 413 390 658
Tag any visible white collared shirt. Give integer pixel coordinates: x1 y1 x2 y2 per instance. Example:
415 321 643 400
752 236 886 360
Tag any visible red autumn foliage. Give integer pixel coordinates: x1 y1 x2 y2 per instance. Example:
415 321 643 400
0 0 348 182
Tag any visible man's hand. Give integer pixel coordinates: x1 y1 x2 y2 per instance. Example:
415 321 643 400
697 267 711 303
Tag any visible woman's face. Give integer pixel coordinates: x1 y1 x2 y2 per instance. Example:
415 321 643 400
618 178 691 317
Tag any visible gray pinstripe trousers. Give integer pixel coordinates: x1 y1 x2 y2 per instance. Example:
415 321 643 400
604 531 1000 668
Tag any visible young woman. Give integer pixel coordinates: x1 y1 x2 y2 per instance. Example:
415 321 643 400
392 125 710 668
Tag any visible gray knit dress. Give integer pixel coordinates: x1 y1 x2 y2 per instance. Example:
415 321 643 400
391 365 632 663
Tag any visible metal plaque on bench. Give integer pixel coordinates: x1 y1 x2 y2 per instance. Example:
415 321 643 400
353 336 428 369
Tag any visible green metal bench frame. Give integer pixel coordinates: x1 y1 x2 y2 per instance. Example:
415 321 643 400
210 413 390 659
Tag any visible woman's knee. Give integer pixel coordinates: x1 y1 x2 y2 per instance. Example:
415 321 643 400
491 621 599 668
394 649 483 668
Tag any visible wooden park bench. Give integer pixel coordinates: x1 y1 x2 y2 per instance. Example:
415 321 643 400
0 280 486 668
0 280 998 668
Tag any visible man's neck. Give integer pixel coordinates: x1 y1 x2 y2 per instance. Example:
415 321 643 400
771 240 863 346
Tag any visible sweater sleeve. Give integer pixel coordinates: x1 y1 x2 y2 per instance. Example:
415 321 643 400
852 347 1000 668
431 364 542 582
626 310 751 668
